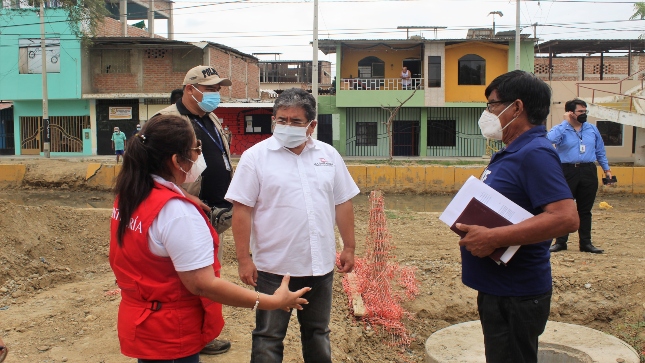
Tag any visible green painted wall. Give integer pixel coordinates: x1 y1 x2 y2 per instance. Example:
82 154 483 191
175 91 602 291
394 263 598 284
507 39 535 72
318 95 345 152
335 90 425 108
0 8 82 101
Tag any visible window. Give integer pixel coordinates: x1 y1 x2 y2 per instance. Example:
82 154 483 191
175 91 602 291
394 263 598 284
597 121 623 146
356 122 377 146
428 56 441 88
427 120 456 147
99 50 131 74
357 56 385 78
172 48 202 72
246 114 272 134
458 54 485 85
18 38 60 74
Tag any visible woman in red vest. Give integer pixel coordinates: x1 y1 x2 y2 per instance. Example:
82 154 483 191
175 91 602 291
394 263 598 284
110 115 309 363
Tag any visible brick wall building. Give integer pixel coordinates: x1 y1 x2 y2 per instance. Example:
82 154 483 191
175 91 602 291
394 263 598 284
207 42 260 100
535 55 645 82
86 22 260 100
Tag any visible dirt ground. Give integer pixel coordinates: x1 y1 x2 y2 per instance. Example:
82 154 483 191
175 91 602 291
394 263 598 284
1 158 644 363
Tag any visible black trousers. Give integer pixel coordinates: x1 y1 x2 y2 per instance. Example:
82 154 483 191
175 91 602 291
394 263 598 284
555 163 598 246
478 290 552 363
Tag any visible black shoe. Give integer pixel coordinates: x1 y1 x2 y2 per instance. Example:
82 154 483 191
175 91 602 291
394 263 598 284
580 244 604 254
549 243 567 253
200 339 231 355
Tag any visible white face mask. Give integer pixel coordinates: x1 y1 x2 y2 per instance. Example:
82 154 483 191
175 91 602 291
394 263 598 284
273 123 311 148
180 154 207 183
477 103 517 141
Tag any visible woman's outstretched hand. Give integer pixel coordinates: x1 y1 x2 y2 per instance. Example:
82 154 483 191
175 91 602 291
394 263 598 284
272 274 310 312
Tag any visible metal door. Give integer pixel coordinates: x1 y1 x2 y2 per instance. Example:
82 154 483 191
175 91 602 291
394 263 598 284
317 114 333 145
392 120 419 156
20 116 41 155
0 106 15 155
96 99 140 155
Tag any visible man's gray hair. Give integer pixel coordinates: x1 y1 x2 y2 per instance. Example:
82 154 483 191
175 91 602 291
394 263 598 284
273 88 317 121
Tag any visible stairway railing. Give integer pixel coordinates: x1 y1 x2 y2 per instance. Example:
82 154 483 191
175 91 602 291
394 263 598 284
576 85 645 112
576 67 645 96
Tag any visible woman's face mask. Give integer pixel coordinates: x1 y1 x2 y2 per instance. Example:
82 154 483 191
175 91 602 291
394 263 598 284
477 103 517 141
272 122 312 148
191 86 221 113
180 154 207 183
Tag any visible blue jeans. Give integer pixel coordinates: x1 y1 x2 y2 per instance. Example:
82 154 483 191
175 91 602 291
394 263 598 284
251 271 333 363
137 352 199 363
478 290 552 363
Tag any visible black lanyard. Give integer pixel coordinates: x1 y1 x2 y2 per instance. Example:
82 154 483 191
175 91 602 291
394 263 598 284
192 117 225 153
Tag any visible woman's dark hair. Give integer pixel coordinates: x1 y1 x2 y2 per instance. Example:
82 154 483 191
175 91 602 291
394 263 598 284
114 114 195 246
170 89 183 104
565 99 587 112
485 70 552 125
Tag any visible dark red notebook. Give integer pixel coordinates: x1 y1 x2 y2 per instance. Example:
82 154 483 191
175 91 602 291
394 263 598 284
450 197 515 264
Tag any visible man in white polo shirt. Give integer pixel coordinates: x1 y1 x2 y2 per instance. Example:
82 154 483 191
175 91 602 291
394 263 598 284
225 88 359 363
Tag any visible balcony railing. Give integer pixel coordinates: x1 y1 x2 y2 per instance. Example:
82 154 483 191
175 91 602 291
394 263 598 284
340 78 424 91
2 0 61 8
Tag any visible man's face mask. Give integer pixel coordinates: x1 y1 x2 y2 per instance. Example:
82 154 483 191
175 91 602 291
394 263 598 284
477 103 517 141
191 86 221 113
576 113 587 123
272 122 312 148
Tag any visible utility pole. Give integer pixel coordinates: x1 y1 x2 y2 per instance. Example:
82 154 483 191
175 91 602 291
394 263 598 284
40 0 50 158
532 22 538 39
312 0 319 139
515 0 521 70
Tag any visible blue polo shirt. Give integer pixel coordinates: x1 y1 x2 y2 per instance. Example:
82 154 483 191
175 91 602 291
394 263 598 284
461 125 573 296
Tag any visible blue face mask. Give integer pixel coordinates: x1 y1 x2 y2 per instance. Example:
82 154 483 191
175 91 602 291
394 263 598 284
192 86 220 113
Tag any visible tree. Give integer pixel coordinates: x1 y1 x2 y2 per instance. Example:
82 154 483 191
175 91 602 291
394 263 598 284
380 89 418 162
630 2 645 39
630 2 645 20
1 0 109 39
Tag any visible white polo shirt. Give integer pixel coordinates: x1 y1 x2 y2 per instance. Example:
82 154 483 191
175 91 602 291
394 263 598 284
225 136 360 277
148 175 215 272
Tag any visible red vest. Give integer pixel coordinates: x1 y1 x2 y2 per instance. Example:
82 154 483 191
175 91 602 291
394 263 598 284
109 183 224 360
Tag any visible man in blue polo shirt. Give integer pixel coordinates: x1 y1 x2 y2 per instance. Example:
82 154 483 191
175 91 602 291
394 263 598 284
547 99 612 254
456 71 579 363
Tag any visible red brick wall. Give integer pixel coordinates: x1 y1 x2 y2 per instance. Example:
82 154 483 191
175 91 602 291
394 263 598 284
92 73 139 93
95 17 165 38
535 55 645 81
91 48 188 94
209 48 260 100
141 49 186 93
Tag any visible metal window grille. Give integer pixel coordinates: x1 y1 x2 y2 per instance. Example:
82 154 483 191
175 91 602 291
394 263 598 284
356 122 377 146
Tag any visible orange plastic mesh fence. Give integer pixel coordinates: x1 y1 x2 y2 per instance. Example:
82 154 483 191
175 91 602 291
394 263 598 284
340 190 419 348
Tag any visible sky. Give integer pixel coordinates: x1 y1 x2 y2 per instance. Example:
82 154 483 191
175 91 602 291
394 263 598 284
147 0 645 63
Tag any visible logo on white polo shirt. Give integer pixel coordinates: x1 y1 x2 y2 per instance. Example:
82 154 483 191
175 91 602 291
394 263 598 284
314 157 334 167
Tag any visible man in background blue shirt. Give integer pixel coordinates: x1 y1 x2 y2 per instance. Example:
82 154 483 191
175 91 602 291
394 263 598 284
547 99 613 254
